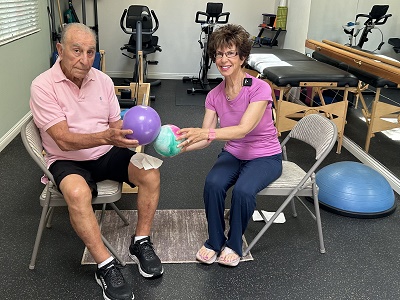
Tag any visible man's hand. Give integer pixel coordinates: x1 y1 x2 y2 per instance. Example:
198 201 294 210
106 128 140 148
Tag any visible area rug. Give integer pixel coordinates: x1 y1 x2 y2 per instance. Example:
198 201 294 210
81 209 253 264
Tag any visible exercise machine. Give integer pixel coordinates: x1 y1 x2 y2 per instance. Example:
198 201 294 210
183 2 229 95
47 0 60 54
64 0 79 24
343 5 392 52
120 5 162 87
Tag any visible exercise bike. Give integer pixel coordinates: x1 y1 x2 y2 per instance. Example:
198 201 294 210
343 5 392 52
120 5 162 87
183 2 229 95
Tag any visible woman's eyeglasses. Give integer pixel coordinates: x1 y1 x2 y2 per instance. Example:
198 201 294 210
215 51 238 59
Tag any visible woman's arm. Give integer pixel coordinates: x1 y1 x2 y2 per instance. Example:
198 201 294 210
178 100 268 150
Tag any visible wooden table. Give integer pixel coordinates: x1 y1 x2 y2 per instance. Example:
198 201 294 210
306 39 400 152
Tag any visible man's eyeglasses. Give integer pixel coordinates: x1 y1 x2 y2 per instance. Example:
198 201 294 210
215 51 238 59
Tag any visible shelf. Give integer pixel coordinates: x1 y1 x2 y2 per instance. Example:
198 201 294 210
258 24 286 32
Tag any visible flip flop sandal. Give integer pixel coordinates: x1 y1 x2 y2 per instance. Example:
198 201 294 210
218 247 240 267
196 247 217 264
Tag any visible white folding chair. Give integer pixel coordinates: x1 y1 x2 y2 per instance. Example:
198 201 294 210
21 116 129 269
244 113 338 256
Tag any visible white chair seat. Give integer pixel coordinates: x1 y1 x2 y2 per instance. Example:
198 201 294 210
40 180 122 206
258 161 313 196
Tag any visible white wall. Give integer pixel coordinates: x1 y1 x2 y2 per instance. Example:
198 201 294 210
72 0 279 79
281 0 312 53
0 1 51 151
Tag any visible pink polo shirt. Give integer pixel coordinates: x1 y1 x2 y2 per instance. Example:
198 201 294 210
30 58 121 167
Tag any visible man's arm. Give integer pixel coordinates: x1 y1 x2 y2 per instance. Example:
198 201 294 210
46 120 139 151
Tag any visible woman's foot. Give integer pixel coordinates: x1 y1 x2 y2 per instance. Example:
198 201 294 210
218 247 240 267
196 246 217 264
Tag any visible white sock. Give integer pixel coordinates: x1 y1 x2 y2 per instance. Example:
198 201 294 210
134 235 148 243
98 256 114 269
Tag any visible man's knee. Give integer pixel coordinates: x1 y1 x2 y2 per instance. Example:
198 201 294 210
131 167 160 188
60 177 93 209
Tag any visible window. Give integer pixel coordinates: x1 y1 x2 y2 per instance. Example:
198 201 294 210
0 0 40 46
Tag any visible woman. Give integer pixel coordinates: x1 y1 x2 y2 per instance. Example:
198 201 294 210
177 24 282 267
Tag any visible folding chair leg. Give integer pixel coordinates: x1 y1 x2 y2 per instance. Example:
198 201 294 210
97 203 128 265
244 195 295 256
29 204 50 270
46 207 55 228
312 181 326 253
102 235 126 266
290 199 297 217
244 215 275 257
109 202 129 226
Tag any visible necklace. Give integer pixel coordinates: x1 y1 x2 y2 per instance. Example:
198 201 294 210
226 85 241 101
225 73 245 101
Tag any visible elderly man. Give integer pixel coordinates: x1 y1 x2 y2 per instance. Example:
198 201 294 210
30 23 163 300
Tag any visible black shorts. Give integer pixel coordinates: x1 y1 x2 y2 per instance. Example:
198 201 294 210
49 147 137 196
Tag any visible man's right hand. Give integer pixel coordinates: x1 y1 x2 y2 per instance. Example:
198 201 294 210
107 128 140 148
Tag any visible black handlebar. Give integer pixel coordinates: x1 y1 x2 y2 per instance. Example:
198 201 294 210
150 10 160 32
355 4 392 27
120 8 159 35
120 9 128 33
195 10 230 25
356 13 392 26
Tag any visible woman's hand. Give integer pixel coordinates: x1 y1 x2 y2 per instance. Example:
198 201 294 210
177 127 209 149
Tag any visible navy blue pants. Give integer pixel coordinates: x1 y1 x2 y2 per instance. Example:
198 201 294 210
203 150 282 256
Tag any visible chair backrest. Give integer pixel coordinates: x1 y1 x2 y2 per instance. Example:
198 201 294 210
20 116 56 185
285 114 337 160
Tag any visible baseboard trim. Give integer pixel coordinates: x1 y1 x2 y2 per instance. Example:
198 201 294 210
0 111 32 153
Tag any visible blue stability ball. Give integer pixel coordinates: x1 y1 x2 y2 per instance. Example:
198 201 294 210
316 161 396 218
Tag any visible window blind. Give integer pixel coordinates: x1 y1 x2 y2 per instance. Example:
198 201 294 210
0 0 40 46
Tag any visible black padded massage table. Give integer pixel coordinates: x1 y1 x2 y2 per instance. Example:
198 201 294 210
247 48 359 152
248 48 358 89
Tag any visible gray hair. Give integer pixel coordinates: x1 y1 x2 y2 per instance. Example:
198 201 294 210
60 23 97 45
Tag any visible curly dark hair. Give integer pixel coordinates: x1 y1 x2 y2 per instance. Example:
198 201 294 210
208 24 252 67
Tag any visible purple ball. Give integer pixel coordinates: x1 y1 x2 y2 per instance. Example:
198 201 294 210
122 105 161 145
